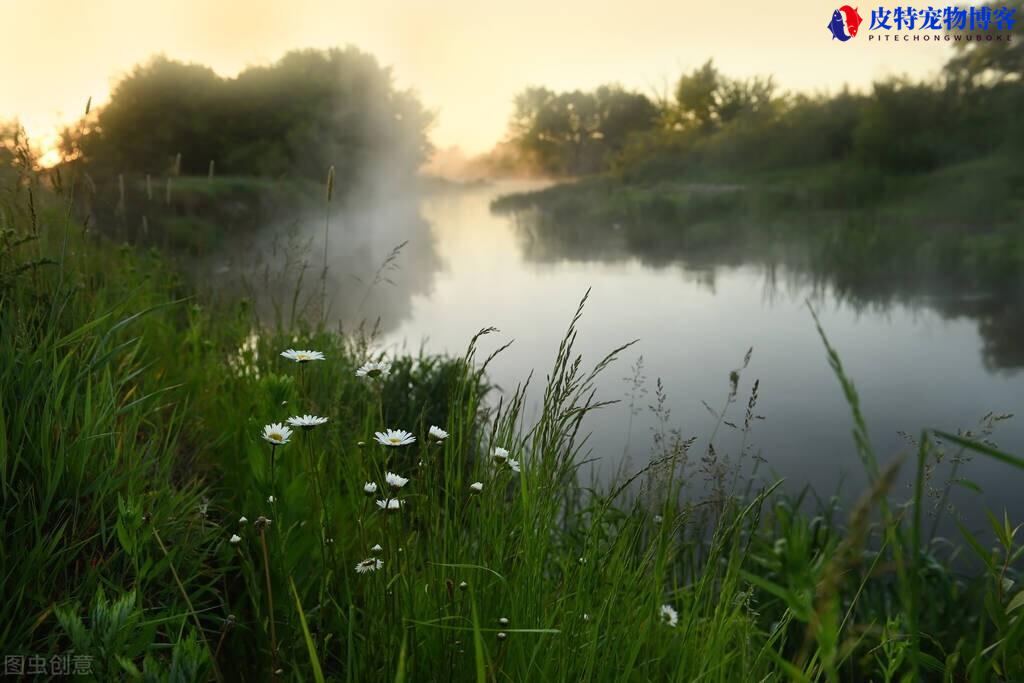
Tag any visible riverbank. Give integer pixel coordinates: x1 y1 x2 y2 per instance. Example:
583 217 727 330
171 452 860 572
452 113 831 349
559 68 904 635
3 167 1024 681
492 153 1024 291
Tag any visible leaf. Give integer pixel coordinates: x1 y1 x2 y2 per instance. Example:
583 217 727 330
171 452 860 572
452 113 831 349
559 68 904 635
1007 591 1024 614
952 478 983 494
289 578 325 683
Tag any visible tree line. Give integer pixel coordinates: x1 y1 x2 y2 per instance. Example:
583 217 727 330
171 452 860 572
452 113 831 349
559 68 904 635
505 1 1023 180
56 48 433 188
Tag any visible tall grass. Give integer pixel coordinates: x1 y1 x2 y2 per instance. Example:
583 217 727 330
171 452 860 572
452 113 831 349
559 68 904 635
1 161 1023 681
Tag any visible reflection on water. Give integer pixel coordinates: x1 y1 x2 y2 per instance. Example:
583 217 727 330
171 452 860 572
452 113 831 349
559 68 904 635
384 181 1023 525
223 179 1023 524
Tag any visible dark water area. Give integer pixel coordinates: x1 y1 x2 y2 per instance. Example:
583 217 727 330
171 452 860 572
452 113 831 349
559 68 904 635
211 179 1024 532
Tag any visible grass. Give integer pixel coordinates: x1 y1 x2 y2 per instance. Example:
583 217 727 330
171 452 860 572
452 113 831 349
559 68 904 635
2 159 1024 681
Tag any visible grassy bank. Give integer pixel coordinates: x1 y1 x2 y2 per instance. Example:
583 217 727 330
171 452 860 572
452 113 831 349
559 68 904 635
3 165 1024 681
492 154 1024 292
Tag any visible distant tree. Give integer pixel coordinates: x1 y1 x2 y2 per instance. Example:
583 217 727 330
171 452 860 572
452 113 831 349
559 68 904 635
508 85 657 175
674 60 721 130
76 57 223 175
67 48 433 186
673 60 777 131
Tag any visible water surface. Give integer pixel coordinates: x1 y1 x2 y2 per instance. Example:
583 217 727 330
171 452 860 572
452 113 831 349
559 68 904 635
302 180 1024 523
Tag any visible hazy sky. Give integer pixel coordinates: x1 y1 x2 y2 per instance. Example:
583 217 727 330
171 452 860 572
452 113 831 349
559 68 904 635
3 0 959 157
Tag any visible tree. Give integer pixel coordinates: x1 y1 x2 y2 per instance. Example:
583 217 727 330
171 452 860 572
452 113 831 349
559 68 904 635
67 48 433 184
673 60 777 130
508 85 657 175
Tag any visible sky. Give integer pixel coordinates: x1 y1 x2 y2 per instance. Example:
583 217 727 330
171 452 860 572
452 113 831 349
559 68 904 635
2 0 963 159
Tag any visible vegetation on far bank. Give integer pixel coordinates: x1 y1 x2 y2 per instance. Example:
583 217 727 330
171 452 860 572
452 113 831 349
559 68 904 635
495 1 1024 271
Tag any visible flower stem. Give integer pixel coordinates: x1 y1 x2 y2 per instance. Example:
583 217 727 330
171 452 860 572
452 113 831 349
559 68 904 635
258 526 278 678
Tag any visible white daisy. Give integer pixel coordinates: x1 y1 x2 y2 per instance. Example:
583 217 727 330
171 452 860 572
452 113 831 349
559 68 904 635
261 423 293 446
660 604 678 627
376 498 402 511
286 414 329 429
280 349 325 363
429 425 449 441
355 360 392 379
363 482 378 495
385 472 409 489
653 514 663 524
229 534 242 544
491 446 509 461
374 429 416 447
267 495 275 504
370 544 383 554
507 458 521 474
469 481 484 493
239 516 248 524
355 558 383 574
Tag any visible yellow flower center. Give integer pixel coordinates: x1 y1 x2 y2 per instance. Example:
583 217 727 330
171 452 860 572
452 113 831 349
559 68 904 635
389 437 401 444
270 433 283 442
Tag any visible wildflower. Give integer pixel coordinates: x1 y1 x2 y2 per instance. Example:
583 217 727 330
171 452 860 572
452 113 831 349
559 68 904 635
356 360 391 379
374 429 415 447
376 498 402 512
653 514 663 524
363 482 378 495
261 423 292 446
355 558 383 574
660 604 678 627
286 414 328 429
267 495 276 503
459 581 468 591
239 516 248 524
280 349 325 363
429 425 448 441
496 632 507 641
385 472 409 489
469 481 484 493
325 537 335 545
370 543 383 554
508 458 521 473
491 446 509 461
229 534 242 544
254 516 273 529
582 613 590 622
498 617 509 627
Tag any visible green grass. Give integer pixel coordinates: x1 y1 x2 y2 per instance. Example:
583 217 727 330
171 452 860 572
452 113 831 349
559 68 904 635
2 162 1024 681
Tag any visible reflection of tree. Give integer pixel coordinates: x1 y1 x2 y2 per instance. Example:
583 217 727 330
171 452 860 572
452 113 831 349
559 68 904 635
506 208 1024 371
942 295 1024 371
